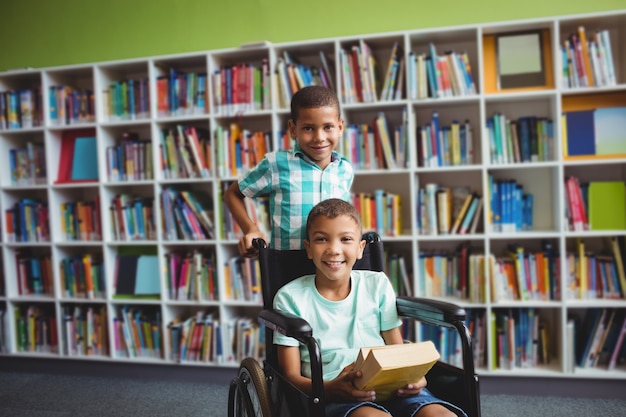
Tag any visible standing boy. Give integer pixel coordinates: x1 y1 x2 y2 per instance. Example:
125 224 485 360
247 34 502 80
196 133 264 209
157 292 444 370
224 86 353 257
273 198 466 417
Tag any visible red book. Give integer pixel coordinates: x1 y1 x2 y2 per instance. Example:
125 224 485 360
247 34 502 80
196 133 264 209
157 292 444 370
55 128 96 184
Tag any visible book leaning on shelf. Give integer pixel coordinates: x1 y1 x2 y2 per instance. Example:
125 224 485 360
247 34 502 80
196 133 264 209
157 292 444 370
353 341 440 401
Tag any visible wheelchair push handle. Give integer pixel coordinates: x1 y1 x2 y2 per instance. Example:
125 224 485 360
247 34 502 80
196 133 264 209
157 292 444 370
252 238 268 250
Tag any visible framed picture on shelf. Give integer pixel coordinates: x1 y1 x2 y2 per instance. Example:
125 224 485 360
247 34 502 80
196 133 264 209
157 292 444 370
496 30 546 90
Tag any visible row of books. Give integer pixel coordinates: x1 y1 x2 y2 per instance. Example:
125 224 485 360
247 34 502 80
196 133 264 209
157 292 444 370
339 40 392 103
165 251 218 301
561 26 616 89
274 51 334 108
59 255 105 299
491 308 551 370
214 123 271 178
59 199 102 241
210 62 271 117
562 106 626 159
386 253 412 297
156 69 207 118
0 88 43 130
62 305 108 356
159 125 211 179
420 322 465 368
488 176 534 233
16 254 54 296
466 310 488 368
112 306 162 358
352 190 402 237
223 256 262 303
417 113 474 167
14 305 59 353
409 46 477 100
4 199 50 243
565 178 626 232
418 245 488 303
9 142 47 186
572 308 626 371
418 185 483 236
168 315 264 364
491 242 560 302
109 195 156 241
49 86 95 126
103 78 150 121
106 133 154 182
342 111 408 170
486 114 554 164
160 188 215 241
564 237 626 301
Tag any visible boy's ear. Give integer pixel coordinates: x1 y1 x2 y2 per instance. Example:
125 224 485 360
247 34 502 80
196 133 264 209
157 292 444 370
288 119 297 139
357 239 366 259
304 239 312 259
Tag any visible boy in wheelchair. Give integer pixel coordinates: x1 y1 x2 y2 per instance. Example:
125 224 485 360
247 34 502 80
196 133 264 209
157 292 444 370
273 198 467 417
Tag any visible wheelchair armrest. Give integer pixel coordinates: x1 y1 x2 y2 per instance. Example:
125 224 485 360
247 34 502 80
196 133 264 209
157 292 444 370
396 296 466 328
258 309 313 343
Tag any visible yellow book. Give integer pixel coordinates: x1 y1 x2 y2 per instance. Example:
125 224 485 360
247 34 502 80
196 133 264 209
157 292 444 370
577 238 587 299
353 341 440 401
578 26 594 87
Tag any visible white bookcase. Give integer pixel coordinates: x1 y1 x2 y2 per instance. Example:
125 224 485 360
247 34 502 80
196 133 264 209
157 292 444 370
0 10 625 380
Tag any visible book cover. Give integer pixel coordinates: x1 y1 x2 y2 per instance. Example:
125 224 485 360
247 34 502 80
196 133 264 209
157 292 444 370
564 110 595 156
70 136 98 181
594 106 626 156
587 182 626 230
353 341 440 401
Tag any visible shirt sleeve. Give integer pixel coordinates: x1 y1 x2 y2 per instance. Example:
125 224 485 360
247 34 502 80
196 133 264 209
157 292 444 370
238 155 273 198
272 288 301 347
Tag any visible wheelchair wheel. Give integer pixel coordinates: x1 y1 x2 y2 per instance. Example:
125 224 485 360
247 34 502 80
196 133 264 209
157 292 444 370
228 357 272 417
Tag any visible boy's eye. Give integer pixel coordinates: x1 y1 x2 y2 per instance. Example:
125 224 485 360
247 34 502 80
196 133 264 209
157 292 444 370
324 125 333 131
314 237 327 242
303 126 313 131
341 237 353 242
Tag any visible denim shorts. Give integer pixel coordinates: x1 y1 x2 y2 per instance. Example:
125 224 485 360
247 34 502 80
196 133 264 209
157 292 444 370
324 388 467 417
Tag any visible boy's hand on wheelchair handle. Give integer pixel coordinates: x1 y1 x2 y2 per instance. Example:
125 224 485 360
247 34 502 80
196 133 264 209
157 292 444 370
396 376 427 397
239 229 268 257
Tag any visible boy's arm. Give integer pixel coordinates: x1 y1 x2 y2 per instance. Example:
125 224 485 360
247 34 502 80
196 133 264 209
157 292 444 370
277 345 377 403
381 327 404 345
223 181 267 257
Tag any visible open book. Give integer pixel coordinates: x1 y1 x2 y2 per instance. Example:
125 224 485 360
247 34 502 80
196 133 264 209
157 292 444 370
353 341 440 401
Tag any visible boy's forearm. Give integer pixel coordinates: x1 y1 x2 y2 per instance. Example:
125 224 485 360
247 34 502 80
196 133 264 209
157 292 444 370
224 182 258 234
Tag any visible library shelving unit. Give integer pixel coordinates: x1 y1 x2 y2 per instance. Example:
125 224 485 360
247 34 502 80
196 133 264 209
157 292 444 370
1 9 625 382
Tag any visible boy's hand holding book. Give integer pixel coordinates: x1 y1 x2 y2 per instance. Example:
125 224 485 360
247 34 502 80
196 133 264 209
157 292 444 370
353 341 440 401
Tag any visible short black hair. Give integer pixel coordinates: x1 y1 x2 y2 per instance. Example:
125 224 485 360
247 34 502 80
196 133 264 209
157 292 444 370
290 86 341 122
305 198 361 239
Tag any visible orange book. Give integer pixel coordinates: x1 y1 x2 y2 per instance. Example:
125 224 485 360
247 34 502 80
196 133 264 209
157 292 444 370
578 26 594 87
82 254 95 299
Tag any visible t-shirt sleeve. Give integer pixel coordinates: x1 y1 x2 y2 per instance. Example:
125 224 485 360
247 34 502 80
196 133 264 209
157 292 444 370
272 288 300 347
238 155 273 198
378 272 402 331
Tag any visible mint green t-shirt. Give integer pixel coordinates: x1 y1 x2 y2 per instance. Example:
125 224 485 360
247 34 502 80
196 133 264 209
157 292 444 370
273 270 402 380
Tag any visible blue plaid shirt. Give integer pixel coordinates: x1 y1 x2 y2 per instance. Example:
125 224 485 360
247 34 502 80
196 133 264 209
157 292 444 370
238 143 353 249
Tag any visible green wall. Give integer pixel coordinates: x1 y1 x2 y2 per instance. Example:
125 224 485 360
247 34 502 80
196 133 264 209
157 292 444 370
1 0 624 70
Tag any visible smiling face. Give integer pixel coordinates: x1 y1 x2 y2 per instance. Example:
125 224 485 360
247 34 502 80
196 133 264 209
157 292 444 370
288 106 344 170
304 213 365 291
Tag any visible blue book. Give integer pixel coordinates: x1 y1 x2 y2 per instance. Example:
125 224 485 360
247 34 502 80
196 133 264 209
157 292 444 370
565 110 595 156
71 137 98 180
594 106 626 155
431 112 442 166
518 118 531 162
134 255 160 295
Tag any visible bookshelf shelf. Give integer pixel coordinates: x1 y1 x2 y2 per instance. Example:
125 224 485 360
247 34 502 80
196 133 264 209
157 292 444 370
1 9 625 378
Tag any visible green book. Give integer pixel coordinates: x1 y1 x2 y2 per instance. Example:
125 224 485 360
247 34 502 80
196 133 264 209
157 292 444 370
588 181 626 230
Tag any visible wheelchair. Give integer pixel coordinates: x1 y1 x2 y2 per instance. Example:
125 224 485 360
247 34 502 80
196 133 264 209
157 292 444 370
228 232 480 417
